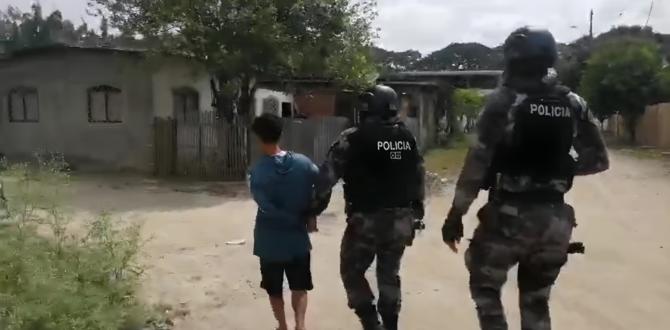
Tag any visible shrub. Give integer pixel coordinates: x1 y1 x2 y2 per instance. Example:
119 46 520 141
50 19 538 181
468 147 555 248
579 37 665 142
0 156 151 330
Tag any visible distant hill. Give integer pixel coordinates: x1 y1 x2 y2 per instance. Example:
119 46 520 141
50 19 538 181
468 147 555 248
371 47 422 73
372 43 504 73
374 26 670 76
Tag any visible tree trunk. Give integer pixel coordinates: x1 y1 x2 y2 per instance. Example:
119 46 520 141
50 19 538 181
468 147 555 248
238 75 254 125
211 75 255 125
626 115 638 144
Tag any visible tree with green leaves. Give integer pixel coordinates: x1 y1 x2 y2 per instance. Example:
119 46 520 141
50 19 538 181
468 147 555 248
557 26 670 91
580 37 666 142
414 43 503 71
451 89 485 133
371 47 422 73
658 66 670 102
89 0 379 121
0 4 109 52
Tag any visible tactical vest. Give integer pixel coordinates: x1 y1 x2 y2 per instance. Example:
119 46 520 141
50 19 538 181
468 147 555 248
343 121 420 212
492 87 576 199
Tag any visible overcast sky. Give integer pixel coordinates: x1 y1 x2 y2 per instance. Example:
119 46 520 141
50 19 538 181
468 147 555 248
2 0 668 54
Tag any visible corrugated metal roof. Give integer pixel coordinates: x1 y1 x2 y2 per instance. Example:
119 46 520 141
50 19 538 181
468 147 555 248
0 43 146 61
392 70 503 77
381 81 440 87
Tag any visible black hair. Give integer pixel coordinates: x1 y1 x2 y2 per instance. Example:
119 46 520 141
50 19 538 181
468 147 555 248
252 113 283 144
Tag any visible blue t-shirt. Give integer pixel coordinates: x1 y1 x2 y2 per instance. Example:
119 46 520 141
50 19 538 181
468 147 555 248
250 152 318 262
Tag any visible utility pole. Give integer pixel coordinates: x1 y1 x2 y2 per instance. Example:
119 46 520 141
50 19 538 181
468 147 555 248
645 1 654 27
589 9 594 39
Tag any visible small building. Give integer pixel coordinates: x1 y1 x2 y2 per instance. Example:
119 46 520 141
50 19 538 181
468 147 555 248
1 45 501 176
383 81 440 151
0 44 214 172
253 79 441 151
250 80 357 165
388 70 503 91
253 79 358 121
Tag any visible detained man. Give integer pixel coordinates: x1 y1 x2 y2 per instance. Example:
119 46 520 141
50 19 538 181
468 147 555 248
249 113 319 330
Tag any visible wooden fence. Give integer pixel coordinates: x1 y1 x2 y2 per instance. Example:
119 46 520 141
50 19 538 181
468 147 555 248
154 117 177 177
606 103 670 148
250 117 351 166
154 112 249 180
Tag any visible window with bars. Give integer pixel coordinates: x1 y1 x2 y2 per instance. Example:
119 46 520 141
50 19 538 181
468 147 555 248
172 87 200 123
88 85 123 123
8 87 39 123
262 96 279 116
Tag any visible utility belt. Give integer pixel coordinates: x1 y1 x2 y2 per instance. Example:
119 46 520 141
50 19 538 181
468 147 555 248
493 190 565 204
486 172 569 204
346 201 414 215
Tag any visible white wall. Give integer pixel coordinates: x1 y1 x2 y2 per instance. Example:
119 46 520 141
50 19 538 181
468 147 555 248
254 88 293 117
151 59 212 118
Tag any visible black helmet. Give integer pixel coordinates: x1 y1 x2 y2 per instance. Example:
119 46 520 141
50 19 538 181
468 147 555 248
503 27 557 70
360 85 399 118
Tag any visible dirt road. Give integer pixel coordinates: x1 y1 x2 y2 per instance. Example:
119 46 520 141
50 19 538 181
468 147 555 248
70 151 670 330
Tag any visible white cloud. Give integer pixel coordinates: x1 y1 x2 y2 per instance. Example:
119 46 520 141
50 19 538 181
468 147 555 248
374 0 669 53
2 0 668 54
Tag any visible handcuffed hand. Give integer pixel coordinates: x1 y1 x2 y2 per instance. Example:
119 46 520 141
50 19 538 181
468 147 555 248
306 216 318 233
442 208 464 253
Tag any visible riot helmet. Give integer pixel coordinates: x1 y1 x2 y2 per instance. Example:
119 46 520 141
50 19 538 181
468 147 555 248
359 85 400 120
503 27 558 76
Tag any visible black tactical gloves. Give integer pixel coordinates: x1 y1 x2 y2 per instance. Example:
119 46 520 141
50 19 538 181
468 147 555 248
442 208 464 252
411 201 425 220
407 201 426 247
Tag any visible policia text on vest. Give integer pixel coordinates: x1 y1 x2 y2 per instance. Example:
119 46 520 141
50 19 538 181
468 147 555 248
377 141 413 160
529 103 571 118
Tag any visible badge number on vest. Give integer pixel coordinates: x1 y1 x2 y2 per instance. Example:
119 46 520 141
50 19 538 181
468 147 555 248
378 141 412 160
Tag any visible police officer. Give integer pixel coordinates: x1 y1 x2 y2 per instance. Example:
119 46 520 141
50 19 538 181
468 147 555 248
310 85 425 330
441 27 609 330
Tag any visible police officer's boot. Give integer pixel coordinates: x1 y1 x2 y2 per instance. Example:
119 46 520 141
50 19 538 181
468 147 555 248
354 304 384 330
378 303 399 330
379 311 398 330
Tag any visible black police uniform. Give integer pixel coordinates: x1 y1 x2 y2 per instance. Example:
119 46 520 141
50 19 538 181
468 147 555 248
311 85 426 330
442 27 610 330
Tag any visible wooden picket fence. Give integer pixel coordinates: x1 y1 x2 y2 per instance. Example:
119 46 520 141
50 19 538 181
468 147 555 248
154 112 249 180
249 117 351 166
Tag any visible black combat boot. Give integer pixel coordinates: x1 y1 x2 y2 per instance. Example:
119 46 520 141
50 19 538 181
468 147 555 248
379 311 398 330
378 303 399 330
354 304 384 330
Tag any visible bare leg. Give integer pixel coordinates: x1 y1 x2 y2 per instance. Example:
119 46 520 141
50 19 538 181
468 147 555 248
269 295 288 330
291 290 308 330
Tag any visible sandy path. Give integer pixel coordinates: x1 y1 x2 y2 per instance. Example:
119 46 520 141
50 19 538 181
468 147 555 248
69 151 670 330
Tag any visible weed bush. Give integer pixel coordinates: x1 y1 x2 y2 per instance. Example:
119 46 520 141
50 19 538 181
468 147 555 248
0 156 150 330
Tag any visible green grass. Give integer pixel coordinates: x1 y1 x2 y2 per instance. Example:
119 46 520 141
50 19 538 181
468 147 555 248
0 157 167 330
424 137 471 178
